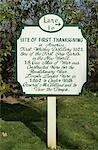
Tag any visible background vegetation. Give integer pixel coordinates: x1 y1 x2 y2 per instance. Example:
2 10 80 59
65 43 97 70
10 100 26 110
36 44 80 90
0 0 98 96
0 1 98 149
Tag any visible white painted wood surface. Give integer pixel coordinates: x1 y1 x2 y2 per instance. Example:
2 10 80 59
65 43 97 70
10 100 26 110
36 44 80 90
47 97 56 149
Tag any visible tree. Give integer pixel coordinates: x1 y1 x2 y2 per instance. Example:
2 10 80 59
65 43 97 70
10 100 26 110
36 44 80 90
0 0 98 96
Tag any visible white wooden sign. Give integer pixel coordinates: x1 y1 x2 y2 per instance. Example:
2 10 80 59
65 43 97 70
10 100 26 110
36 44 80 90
17 14 87 95
17 14 87 149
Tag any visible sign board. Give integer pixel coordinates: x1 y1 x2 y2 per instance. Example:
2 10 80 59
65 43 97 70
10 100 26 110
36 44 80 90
17 14 87 95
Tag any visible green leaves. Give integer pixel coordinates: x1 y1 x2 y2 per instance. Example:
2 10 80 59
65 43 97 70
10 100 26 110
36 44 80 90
0 0 98 95
88 59 96 76
0 76 10 95
0 2 14 22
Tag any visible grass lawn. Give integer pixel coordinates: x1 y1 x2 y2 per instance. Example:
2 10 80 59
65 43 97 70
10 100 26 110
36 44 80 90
0 95 98 150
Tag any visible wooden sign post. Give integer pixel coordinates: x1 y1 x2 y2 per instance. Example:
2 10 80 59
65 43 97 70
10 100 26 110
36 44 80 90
17 14 87 149
47 97 56 149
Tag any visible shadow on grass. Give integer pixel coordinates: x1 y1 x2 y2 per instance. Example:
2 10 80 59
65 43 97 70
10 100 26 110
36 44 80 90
56 101 80 150
57 131 80 150
0 101 46 143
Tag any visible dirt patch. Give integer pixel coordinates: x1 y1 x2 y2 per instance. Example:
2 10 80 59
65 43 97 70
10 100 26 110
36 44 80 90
1 96 18 104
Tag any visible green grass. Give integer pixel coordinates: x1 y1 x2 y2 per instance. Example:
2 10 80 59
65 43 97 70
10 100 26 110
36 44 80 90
0 96 98 150
57 96 98 150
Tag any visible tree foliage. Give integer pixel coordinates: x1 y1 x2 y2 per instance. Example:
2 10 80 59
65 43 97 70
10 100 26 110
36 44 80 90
0 0 98 95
